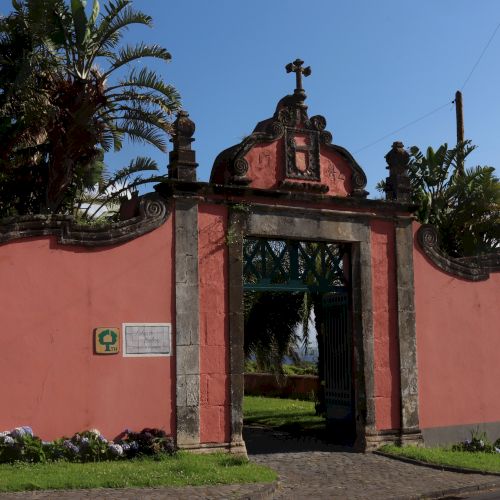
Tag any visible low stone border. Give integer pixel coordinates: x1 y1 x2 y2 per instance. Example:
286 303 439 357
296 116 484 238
375 449 500 476
393 481 500 500
0 480 280 500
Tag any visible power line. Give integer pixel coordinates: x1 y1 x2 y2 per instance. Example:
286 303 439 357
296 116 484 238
354 19 500 154
461 20 500 91
355 101 452 153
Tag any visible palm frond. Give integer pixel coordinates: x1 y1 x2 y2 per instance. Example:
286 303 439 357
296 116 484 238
104 43 171 77
116 121 167 151
91 4 152 58
107 90 180 115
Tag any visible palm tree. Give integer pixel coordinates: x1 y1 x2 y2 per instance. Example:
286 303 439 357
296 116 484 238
0 0 181 215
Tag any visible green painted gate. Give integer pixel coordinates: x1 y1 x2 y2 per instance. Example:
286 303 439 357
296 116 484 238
322 292 354 429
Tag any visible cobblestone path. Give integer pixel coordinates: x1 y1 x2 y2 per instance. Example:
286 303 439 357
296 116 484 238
245 426 500 500
1 427 499 499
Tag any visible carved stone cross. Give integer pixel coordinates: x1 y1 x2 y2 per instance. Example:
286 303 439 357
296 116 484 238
285 59 311 91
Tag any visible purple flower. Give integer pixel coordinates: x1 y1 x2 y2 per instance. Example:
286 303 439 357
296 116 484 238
63 440 79 454
80 437 90 447
98 435 108 443
121 443 130 451
11 427 26 438
129 441 139 451
21 426 33 437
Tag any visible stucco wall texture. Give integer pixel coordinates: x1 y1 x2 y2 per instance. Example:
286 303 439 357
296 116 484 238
0 221 175 440
370 219 401 431
198 204 230 444
414 222 500 431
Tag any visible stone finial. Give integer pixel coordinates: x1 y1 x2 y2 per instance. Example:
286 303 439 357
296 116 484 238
168 111 198 181
384 141 411 202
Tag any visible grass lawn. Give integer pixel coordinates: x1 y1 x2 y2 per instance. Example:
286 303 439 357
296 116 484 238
0 452 277 493
244 395 325 435
380 444 500 474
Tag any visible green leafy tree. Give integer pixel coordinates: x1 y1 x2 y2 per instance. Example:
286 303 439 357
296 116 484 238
377 141 500 256
0 0 181 216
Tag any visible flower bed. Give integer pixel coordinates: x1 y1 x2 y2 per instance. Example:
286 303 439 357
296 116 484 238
0 426 176 464
452 430 500 454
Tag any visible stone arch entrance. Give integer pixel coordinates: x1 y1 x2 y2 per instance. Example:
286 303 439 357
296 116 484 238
227 205 376 452
242 236 355 441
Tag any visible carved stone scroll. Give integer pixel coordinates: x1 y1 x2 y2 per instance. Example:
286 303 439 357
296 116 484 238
0 194 170 247
417 225 500 281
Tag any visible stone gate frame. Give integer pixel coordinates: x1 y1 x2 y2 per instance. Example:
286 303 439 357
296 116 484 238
226 202 420 451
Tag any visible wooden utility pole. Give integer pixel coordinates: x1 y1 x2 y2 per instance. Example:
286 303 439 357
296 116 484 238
455 90 465 175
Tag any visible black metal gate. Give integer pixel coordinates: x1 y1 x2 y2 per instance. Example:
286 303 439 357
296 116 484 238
322 292 354 433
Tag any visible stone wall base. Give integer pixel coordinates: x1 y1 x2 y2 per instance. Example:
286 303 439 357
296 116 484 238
422 421 500 447
364 429 423 451
177 440 248 458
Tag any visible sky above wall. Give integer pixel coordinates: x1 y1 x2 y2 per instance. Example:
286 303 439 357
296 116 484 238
2 0 500 196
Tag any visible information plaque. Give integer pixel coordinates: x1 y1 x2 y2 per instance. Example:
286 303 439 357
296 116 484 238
123 323 171 357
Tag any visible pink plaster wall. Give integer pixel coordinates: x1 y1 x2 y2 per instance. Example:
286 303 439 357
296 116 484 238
198 204 230 444
243 138 352 195
0 222 175 440
243 141 282 190
370 220 401 430
414 223 500 430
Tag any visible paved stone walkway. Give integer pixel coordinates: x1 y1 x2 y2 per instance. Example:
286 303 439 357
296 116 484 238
1 427 500 499
245 426 499 499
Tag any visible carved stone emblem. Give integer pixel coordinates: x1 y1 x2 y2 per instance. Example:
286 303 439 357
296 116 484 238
285 127 320 180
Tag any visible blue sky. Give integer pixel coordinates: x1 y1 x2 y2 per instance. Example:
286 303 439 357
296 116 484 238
3 0 500 195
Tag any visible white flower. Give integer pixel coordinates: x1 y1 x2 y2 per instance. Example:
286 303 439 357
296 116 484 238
108 443 123 456
495 447 500 454
3 436 15 445
0 431 9 438
88 429 100 436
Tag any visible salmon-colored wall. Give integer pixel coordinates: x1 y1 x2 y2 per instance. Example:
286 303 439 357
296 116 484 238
0 222 175 440
243 138 352 195
198 204 230 443
414 222 500 429
371 220 401 430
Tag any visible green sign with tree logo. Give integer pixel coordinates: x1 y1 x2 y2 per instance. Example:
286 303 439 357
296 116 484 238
95 327 120 354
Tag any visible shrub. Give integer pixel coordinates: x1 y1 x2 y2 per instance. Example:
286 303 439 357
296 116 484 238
0 426 176 464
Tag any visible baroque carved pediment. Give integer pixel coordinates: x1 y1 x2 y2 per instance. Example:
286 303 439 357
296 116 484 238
210 66 368 197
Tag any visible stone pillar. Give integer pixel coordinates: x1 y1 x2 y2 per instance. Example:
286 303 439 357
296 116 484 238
227 208 248 456
174 197 200 447
384 141 411 202
352 235 377 451
395 218 423 445
168 111 198 182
